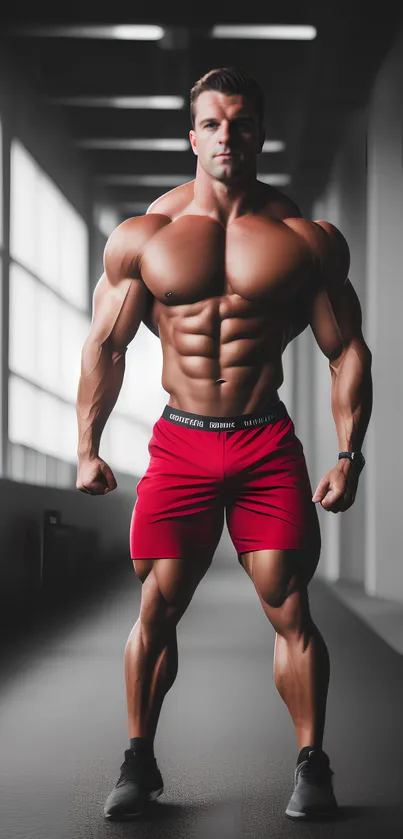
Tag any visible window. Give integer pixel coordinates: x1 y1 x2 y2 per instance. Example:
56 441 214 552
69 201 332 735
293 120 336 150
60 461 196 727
10 141 88 310
8 140 167 481
9 141 90 470
100 323 167 476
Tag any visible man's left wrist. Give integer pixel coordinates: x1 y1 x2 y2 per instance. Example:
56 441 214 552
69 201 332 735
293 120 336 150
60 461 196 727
338 451 365 474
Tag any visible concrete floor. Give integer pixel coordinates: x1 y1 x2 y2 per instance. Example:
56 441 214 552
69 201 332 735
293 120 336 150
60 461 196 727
2 556 403 839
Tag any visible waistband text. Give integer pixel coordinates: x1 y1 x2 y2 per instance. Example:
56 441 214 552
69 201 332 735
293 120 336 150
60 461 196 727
169 413 204 428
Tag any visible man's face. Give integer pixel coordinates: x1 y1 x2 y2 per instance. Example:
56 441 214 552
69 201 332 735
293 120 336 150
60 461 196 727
189 91 265 183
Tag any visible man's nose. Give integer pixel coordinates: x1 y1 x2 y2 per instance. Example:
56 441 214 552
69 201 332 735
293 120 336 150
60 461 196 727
217 121 231 143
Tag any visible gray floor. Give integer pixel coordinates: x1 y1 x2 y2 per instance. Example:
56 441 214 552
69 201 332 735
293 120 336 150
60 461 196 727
2 557 403 839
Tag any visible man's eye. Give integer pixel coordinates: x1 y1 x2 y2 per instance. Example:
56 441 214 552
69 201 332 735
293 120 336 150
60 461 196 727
205 122 217 128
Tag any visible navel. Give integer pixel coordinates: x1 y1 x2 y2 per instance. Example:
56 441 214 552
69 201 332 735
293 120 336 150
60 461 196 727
215 379 226 385
165 291 173 298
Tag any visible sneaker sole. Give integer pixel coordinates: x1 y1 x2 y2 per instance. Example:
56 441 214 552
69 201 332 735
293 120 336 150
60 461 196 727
285 804 338 820
104 785 164 820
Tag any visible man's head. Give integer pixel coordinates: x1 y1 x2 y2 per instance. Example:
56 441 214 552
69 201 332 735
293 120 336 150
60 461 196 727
189 67 266 184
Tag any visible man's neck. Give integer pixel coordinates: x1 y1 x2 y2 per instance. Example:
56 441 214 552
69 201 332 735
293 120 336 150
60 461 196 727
192 163 262 225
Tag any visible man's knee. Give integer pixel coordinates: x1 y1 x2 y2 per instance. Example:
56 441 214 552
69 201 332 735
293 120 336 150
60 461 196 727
270 589 314 640
136 554 213 641
140 569 182 637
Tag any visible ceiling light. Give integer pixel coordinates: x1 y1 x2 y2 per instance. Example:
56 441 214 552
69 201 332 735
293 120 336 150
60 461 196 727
111 25 164 40
211 25 317 40
50 96 184 109
262 141 286 153
97 175 193 186
258 174 291 185
8 24 165 40
77 138 189 151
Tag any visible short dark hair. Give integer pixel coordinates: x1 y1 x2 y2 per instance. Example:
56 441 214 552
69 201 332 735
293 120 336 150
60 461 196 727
190 67 265 128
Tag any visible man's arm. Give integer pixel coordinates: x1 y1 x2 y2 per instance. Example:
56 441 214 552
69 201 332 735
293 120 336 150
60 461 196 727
76 219 152 493
309 220 373 511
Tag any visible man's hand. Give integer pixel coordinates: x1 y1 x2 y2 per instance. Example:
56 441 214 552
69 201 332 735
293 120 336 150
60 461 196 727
312 460 359 513
76 456 117 495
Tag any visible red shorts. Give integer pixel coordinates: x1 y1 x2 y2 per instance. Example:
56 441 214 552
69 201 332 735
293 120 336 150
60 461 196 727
130 403 320 560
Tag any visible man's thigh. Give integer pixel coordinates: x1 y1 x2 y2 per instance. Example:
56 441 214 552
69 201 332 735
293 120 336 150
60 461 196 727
238 547 320 637
130 417 224 561
227 493 321 570
225 417 320 559
133 546 216 617
131 505 225 563
239 546 320 606
132 503 225 624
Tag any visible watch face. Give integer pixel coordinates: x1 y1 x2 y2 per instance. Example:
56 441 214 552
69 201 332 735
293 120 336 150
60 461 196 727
339 452 365 471
339 452 365 469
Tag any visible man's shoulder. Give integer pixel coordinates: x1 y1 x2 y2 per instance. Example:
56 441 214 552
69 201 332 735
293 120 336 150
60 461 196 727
106 213 170 248
283 216 348 253
259 184 303 221
281 217 350 286
146 181 195 219
312 220 350 284
104 214 172 282
260 186 345 255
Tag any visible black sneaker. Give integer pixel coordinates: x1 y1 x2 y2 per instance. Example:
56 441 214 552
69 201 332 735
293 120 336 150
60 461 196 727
104 749 164 820
285 748 338 820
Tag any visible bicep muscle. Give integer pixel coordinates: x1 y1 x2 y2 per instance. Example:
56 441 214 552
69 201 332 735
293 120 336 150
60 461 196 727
88 272 150 352
310 278 364 362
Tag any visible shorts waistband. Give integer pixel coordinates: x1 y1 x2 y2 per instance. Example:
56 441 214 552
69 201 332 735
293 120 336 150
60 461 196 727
161 401 288 431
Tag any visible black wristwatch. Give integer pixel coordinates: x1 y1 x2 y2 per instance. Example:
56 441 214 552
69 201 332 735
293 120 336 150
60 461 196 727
338 451 365 474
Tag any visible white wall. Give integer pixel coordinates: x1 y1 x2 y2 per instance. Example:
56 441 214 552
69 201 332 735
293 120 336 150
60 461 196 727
292 25 403 602
365 28 403 599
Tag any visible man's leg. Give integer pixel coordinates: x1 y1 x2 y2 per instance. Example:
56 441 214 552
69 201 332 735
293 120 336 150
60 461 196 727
125 550 214 743
239 546 329 751
105 547 217 820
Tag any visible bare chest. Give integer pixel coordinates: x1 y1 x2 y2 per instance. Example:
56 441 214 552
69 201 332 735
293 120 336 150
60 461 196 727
139 215 315 307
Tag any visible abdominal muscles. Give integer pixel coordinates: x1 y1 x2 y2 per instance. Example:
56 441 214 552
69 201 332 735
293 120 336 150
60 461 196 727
158 294 287 416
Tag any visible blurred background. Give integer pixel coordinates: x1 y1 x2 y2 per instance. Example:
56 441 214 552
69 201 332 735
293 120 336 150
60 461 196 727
0 3 402 613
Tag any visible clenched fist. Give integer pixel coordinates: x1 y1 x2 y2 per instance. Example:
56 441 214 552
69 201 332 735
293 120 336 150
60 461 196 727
312 459 359 513
76 456 117 495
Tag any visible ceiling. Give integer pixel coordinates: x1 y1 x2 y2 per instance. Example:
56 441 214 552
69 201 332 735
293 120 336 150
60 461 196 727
0 4 402 221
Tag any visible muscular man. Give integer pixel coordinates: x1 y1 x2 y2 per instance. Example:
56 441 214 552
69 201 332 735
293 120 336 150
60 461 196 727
76 67 372 821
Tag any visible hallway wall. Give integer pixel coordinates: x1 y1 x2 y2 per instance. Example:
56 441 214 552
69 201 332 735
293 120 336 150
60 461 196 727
365 27 403 600
292 25 403 602
0 44 141 611
0 474 137 611
311 106 368 585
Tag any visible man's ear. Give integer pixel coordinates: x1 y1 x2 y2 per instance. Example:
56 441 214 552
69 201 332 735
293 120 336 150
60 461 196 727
189 129 198 156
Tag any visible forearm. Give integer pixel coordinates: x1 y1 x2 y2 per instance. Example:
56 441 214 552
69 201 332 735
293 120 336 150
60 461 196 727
76 337 125 460
330 338 373 452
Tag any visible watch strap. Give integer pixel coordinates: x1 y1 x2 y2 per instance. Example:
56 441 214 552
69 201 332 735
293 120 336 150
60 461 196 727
338 452 365 473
